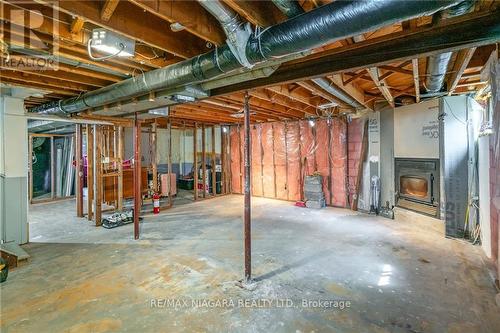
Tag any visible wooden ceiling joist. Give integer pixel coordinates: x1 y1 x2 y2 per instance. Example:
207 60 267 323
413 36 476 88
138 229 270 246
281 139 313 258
447 47 477 95
222 0 285 27
367 67 395 107
411 58 421 103
128 0 226 45
100 0 120 22
0 69 94 92
42 0 209 59
211 8 500 96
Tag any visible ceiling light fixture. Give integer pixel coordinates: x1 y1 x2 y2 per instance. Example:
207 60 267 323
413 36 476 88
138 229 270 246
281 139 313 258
148 107 169 116
318 102 338 109
170 22 186 32
172 94 196 103
88 28 135 60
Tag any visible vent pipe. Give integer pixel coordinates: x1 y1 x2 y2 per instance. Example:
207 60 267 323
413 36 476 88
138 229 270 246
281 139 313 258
424 0 475 93
197 0 253 68
271 0 363 109
31 0 461 115
271 0 304 18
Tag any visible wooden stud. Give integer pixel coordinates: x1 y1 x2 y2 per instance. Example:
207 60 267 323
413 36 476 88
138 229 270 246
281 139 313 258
86 125 94 220
327 119 333 206
271 123 277 198
50 137 55 200
75 124 84 217
168 117 173 207
133 115 141 239
202 124 206 199
412 58 421 103
28 135 33 203
211 126 216 196
151 121 158 193
284 121 289 201
193 123 198 200
117 126 124 211
94 125 103 226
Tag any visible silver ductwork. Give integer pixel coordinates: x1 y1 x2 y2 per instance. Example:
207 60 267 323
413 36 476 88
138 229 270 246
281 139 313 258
31 0 461 115
424 0 475 93
271 0 304 18
198 0 253 68
312 78 362 109
271 0 363 109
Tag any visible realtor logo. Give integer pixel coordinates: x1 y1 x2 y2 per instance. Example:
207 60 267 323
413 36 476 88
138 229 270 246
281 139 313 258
0 1 59 71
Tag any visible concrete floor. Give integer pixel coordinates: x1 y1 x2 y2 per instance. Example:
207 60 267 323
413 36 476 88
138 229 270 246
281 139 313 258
2 195 499 332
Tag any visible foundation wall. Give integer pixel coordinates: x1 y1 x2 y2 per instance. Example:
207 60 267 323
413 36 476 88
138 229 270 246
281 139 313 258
229 118 352 207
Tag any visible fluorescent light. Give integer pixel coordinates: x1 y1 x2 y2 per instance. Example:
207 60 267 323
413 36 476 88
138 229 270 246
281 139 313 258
172 94 196 103
308 119 315 127
170 22 185 32
318 102 338 109
148 107 169 116
90 29 135 57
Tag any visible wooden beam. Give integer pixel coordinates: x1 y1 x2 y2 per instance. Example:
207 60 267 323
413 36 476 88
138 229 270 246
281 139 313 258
0 66 111 88
447 47 477 95
329 74 374 111
267 85 316 108
46 0 208 58
211 9 500 96
412 58 421 103
70 16 85 34
129 0 225 45
223 0 285 27
100 0 120 21
0 78 76 96
0 4 169 70
0 70 94 92
297 81 350 108
366 67 395 107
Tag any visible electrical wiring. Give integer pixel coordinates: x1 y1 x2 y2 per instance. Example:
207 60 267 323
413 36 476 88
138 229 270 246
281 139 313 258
87 39 125 61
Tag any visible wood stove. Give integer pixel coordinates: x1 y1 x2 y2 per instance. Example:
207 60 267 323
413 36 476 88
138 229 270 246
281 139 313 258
395 158 439 216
